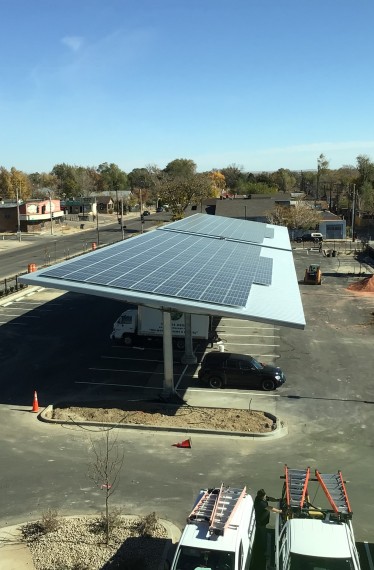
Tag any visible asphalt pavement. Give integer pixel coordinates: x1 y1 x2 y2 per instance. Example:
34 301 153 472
1 233 374 568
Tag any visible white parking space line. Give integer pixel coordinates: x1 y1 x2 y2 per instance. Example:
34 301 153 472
76 381 161 389
0 313 25 317
364 542 374 570
19 315 41 319
185 387 281 397
89 367 165 375
219 320 280 329
216 333 280 338
224 343 280 347
14 300 40 304
101 356 164 363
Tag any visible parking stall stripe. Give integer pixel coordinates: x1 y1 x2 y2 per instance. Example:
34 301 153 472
89 367 165 375
75 381 163 389
215 333 280 338
101 356 165 363
224 343 280 347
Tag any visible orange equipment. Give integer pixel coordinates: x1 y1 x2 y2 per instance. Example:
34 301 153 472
304 264 322 285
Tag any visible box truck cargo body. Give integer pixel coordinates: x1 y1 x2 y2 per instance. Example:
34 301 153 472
110 306 210 347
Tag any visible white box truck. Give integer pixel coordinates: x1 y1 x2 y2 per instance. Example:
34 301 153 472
110 306 210 348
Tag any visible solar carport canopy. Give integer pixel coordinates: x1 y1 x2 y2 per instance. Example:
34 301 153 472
19 214 305 329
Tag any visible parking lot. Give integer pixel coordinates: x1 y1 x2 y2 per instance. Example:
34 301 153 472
0 248 373 546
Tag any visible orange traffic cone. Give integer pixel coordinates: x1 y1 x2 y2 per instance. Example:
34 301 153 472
32 390 39 413
172 438 191 449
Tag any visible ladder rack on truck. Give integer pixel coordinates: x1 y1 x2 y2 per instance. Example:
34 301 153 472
275 467 360 570
187 484 247 536
284 465 310 509
280 465 353 521
315 470 352 520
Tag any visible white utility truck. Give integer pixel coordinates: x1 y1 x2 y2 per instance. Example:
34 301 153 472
110 306 210 348
169 484 256 570
275 466 361 570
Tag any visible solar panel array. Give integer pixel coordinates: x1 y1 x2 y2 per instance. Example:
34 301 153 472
41 229 273 307
163 214 274 243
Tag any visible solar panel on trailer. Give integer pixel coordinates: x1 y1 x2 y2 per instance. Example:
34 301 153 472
41 231 272 307
162 214 270 244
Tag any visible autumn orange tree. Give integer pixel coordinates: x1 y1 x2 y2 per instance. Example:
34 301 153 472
0 167 31 200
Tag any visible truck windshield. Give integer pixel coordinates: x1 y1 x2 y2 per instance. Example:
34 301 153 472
174 546 235 570
290 553 354 569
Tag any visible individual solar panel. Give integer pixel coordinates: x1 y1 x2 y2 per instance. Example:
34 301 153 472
162 214 270 244
41 231 272 307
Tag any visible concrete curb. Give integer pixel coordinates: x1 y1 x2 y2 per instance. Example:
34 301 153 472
39 404 288 439
0 286 45 307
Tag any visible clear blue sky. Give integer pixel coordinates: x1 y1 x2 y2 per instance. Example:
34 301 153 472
1 0 374 174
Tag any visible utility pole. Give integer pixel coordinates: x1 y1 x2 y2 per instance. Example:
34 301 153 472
94 198 100 245
351 184 356 242
15 184 21 242
121 198 125 240
48 191 54 235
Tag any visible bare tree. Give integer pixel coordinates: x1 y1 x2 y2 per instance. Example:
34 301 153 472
88 430 124 545
266 201 321 229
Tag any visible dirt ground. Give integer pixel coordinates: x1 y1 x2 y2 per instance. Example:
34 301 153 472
50 402 274 433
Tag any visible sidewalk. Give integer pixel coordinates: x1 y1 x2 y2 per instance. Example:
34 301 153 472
0 525 35 570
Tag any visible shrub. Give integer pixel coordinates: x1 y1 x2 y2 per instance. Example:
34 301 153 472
90 507 122 534
40 507 61 533
136 512 158 537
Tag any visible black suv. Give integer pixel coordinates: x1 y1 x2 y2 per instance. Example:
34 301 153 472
198 352 286 390
295 232 323 243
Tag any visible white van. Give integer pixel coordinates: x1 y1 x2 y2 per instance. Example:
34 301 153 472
169 485 256 570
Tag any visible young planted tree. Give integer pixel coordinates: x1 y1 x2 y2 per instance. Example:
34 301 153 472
88 430 124 546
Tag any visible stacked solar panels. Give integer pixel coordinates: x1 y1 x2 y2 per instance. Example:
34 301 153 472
41 214 274 308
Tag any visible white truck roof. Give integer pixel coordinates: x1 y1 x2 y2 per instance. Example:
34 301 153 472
179 494 254 553
289 518 353 558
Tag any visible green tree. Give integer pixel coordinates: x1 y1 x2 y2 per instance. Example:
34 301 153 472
28 172 59 196
361 181 374 215
158 173 212 218
220 164 243 191
271 169 296 193
9 167 31 200
164 158 196 178
51 163 80 198
0 167 12 198
74 166 98 197
97 163 128 212
356 154 374 186
239 181 278 195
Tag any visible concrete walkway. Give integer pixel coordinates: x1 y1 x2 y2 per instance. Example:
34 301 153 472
0 525 34 569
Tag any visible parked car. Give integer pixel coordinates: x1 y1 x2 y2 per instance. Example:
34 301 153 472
156 206 164 212
142 210 151 216
198 352 286 390
296 232 323 243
